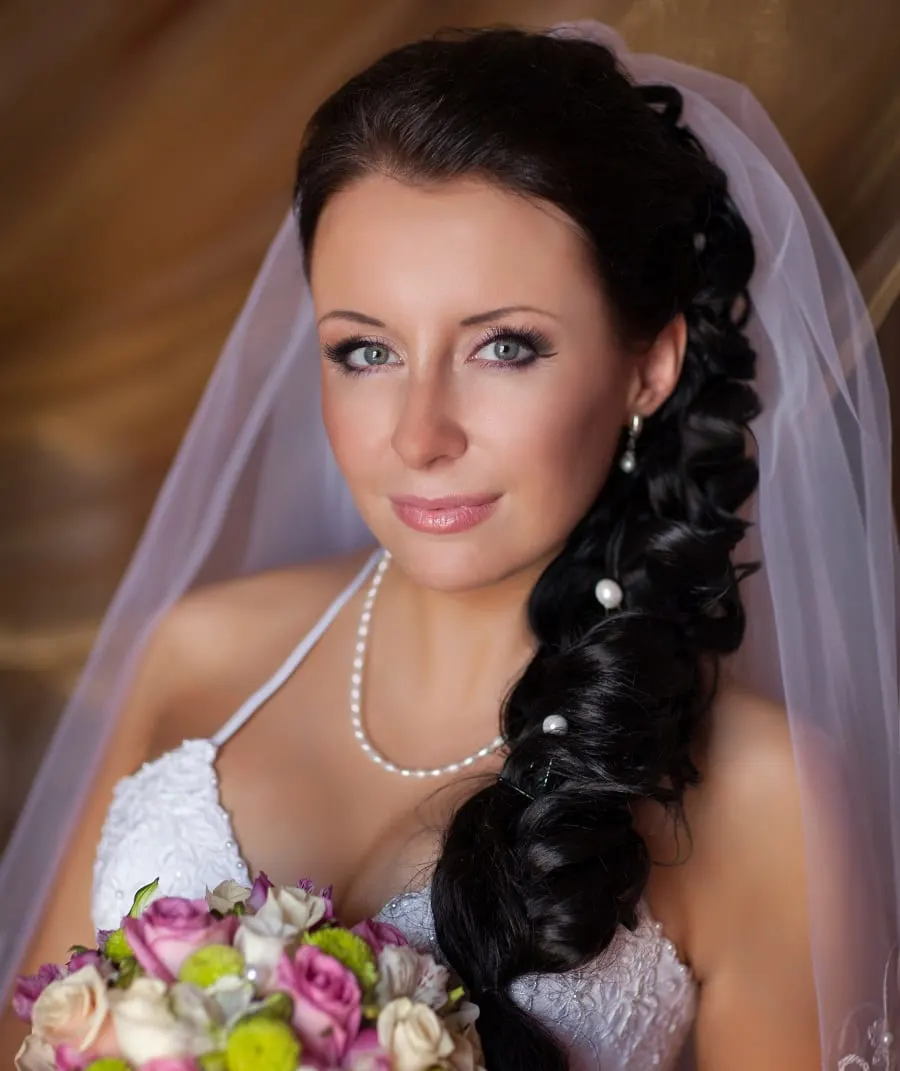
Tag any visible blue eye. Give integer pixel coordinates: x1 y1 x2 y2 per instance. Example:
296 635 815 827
322 336 400 374
474 327 557 368
346 343 396 369
482 338 525 362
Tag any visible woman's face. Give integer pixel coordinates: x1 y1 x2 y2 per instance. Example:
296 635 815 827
310 174 681 591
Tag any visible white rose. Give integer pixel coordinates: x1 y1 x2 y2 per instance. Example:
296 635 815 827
109 976 215 1064
31 965 110 1051
14 1035 55 1071
234 891 299 978
205 879 251 914
206 975 255 1029
169 981 219 1033
274 885 328 931
377 997 455 1071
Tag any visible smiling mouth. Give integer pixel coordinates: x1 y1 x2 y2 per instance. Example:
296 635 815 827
389 494 501 534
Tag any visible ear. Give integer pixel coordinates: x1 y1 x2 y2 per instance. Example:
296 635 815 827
626 314 688 417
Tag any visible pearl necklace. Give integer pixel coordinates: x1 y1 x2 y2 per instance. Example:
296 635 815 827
350 550 506 778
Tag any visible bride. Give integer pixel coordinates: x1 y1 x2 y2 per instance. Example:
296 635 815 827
2 21 898 1071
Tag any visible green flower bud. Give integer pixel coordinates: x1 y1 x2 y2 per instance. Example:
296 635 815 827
85 1061 133 1071
225 1017 300 1071
104 928 132 963
303 927 378 990
179 944 245 988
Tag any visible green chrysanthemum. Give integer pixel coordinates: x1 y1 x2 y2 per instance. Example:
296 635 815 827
303 927 378 990
104 927 131 963
180 944 245 988
84 1060 132 1071
225 1017 300 1071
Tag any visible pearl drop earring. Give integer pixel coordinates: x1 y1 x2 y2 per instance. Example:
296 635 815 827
619 413 644 474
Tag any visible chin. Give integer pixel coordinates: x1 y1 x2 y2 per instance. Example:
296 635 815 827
390 538 509 592
375 522 547 594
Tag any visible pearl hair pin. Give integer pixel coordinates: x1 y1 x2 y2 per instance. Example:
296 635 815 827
595 577 624 610
542 714 568 735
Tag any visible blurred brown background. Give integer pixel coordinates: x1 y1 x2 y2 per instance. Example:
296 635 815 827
1 0 899 852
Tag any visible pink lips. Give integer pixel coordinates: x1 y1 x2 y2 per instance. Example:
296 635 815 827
390 494 500 534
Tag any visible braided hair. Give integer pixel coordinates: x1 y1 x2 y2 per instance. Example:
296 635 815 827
295 27 760 1070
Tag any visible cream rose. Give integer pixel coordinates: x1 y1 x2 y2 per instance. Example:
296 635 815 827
377 998 455 1071
109 976 215 1064
205 879 251 914
234 890 300 978
274 885 328 931
31 965 110 1052
14 1035 55 1071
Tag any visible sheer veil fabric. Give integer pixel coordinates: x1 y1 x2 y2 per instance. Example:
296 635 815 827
1 20 897 1067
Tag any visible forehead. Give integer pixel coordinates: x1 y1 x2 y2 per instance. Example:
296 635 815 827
309 173 599 315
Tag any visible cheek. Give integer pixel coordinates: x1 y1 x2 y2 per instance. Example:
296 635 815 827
321 376 393 484
488 376 623 515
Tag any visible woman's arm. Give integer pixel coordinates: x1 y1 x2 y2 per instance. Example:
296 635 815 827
688 691 821 1069
0 607 193 1064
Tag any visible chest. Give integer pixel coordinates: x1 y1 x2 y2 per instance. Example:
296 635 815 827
167 623 499 923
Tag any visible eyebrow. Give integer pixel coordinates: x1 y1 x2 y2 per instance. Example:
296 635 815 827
316 305 561 328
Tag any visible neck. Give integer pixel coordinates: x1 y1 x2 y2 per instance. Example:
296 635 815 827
376 550 553 710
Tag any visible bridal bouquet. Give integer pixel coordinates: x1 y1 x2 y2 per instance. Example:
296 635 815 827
13 875 485 1071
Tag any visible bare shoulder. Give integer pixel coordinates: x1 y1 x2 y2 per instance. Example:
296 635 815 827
702 678 800 815
141 546 377 739
164 547 376 659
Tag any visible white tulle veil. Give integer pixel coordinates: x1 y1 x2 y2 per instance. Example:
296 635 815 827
1 19 897 1066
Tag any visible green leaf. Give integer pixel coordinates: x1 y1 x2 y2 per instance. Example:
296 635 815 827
253 992 294 1022
127 878 160 918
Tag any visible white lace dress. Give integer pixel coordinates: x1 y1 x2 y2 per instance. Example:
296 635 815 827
93 561 697 1071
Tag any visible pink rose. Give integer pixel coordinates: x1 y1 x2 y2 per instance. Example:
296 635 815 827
123 898 238 982
140 1060 201 1071
344 1028 392 1071
274 944 362 1065
351 918 409 955
13 963 62 1022
247 872 274 912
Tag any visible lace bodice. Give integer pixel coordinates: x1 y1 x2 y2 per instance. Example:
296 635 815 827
93 556 698 1070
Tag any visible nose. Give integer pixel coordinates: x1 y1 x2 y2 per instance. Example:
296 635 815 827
390 370 467 470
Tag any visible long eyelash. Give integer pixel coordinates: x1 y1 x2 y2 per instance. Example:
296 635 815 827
321 333 392 376
321 325 557 376
474 324 557 364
